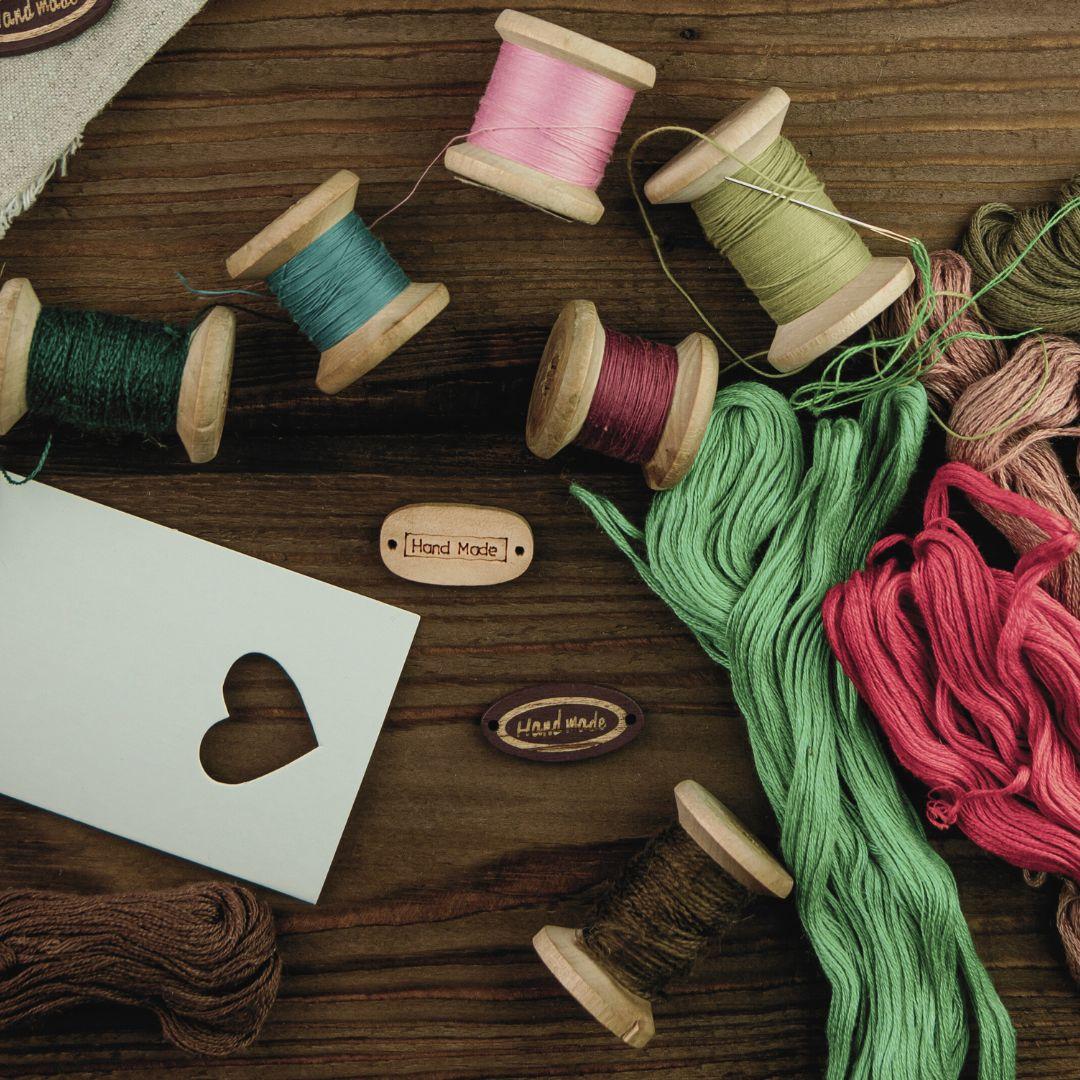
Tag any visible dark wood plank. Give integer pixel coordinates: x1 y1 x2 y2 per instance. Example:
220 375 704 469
0 1 1078 1075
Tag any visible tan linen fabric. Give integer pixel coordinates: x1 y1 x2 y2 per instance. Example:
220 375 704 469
0 0 207 237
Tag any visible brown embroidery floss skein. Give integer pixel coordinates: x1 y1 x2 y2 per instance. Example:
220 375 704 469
0 882 281 1055
533 781 792 1047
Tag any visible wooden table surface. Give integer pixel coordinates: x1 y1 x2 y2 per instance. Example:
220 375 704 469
1 1 1079 1076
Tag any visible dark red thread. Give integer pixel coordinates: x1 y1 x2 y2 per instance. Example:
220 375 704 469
577 329 679 463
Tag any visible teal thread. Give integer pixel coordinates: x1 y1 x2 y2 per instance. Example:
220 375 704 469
266 214 410 351
571 382 1015 1080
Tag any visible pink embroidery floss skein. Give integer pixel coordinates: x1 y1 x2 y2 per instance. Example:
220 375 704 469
878 249 1080 616
526 300 719 490
824 461 1080 981
445 10 655 224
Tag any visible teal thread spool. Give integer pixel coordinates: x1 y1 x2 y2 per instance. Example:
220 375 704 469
643 87 914 373
0 278 235 463
227 171 449 393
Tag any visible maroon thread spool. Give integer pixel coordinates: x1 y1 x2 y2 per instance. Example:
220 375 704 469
526 301 719 489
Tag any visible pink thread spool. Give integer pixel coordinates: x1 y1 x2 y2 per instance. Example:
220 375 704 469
527 300 719 490
445 11 655 225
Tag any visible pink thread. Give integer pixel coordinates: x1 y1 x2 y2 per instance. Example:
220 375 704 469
824 462 1080 881
468 42 636 189
577 330 678 463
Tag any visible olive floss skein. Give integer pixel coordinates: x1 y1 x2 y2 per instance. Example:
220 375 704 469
963 175 1080 334
572 382 1015 1079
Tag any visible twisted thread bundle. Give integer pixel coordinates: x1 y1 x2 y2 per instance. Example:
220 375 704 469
581 824 750 1000
266 213 410 352
691 137 873 325
0 882 280 1055
572 382 1015 1079
468 42 636 189
879 249 1080 616
963 176 1080 333
825 462 1080 876
27 307 189 437
576 329 678 463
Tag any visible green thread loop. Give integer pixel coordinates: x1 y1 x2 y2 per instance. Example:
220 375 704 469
571 382 1016 1080
266 213 410 352
692 137 873 325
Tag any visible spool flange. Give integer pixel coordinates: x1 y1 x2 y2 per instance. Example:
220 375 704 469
0 278 235 464
526 299 718 490
226 170 449 394
643 86 915 373
444 10 656 225
533 780 792 1048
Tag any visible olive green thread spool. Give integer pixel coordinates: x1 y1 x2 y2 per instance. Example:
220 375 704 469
0 278 235 464
644 87 915 373
533 780 793 1048
227 170 449 395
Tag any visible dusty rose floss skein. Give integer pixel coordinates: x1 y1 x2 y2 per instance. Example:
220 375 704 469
0 882 281 1054
878 249 1080 617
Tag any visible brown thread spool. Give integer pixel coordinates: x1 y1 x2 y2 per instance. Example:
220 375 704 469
644 87 915 373
526 300 719 490
0 277 235 464
226 170 449 394
533 780 793 1048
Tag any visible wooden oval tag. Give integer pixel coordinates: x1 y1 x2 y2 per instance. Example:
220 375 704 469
0 0 112 56
482 684 643 762
380 503 533 586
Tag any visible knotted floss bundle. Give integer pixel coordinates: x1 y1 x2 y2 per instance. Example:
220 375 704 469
572 382 1015 1079
0 882 281 1055
963 175 1080 334
824 462 1080 980
878 249 1080 616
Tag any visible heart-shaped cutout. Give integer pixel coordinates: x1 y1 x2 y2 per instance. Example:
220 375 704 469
200 653 318 784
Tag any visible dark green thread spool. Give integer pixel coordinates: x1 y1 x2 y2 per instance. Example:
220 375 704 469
0 278 235 464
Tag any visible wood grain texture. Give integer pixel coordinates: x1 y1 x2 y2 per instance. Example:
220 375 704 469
0 1 1078 1075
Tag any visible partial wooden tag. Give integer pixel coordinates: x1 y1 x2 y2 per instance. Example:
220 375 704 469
380 503 533 586
482 684 643 761
0 0 112 56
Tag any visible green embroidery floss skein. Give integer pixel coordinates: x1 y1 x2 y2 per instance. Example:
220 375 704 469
226 170 449 395
962 174 1080 334
640 87 916 374
571 382 1016 1080
0 277 236 472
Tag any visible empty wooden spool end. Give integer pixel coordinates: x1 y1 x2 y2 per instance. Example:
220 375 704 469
226 170 449 394
0 278 235 464
526 300 718 490
643 87 915 373
444 10 656 224
533 780 793 1049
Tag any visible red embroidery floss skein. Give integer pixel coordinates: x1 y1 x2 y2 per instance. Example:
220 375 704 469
824 461 1080 979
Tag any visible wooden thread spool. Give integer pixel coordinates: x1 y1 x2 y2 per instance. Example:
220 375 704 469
226 170 449 394
644 87 916 373
526 300 719 490
0 278 234 464
533 780 793 1048
444 10 656 225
